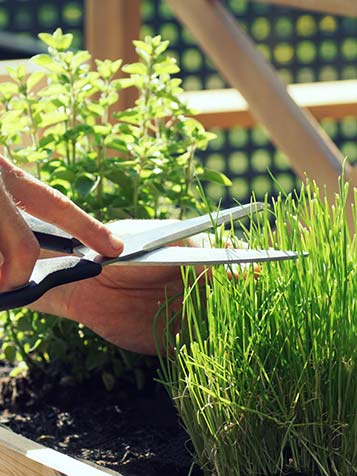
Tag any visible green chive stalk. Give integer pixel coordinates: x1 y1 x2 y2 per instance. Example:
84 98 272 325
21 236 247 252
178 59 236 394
159 179 357 476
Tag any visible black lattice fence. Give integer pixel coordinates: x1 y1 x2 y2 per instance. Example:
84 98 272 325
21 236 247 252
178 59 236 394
0 0 356 205
0 0 84 57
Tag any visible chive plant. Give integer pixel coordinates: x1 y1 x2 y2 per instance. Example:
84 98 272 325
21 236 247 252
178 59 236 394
159 180 357 476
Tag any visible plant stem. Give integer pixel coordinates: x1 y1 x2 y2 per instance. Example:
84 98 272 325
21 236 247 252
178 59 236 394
180 144 196 219
5 311 42 371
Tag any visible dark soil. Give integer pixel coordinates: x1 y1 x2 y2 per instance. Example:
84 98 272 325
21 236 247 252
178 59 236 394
0 362 313 476
0 361 201 476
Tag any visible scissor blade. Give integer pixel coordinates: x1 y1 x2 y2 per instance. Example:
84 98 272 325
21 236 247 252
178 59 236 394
103 247 306 266
116 203 265 259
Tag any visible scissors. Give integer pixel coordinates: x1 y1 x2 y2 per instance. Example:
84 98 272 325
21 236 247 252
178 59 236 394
0 202 305 311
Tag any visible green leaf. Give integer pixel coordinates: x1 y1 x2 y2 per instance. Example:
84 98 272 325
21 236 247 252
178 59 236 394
102 371 116 391
85 349 107 371
39 28 73 51
50 179 71 195
32 54 63 73
155 40 170 56
29 337 44 352
10 366 27 378
154 59 180 75
113 109 139 123
104 136 128 153
122 62 147 75
95 59 112 79
87 102 105 116
198 169 232 186
96 58 122 79
70 50 91 70
151 35 163 47
133 40 152 54
48 339 66 359
31 54 53 66
52 166 75 181
99 91 118 107
0 82 19 98
74 173 98 196
38 32 56 48
111 59 123 74
16 316 34 332
93 124 111 136
26 71 45 91
39 134 56 148
17 65 26 80
39 83 67 97
103 168 132 188
39 111 69 128
26 150 49 163
3 344 16 363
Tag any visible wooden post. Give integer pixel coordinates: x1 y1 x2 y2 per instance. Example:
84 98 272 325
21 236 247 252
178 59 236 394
166 0 357 212
251 0 357 17
85 0 141 110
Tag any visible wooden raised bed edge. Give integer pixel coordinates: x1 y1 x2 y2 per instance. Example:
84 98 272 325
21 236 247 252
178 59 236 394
0 425 121 476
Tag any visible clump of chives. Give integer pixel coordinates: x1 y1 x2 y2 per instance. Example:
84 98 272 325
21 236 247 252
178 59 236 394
158 180 357 476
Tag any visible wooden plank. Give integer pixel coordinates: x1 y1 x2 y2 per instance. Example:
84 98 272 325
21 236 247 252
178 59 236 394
0 426 121 476
251 0 357 17
180 80 357 128
166 0 357 222
85 0 141 109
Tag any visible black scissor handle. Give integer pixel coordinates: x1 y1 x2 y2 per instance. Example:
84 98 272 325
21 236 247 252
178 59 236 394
20 211 82 254
0 256 102 311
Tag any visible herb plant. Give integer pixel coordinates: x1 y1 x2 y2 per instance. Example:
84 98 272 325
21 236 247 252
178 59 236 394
0 29 230 386
159 180 357 476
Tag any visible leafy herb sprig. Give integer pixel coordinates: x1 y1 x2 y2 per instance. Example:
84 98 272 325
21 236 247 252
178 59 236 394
0 29 231 388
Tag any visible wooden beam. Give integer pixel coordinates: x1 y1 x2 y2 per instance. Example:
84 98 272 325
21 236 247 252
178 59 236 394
166 0 357 213
251 0 357 17
85 0 141 109
180 80 357 128
0 426 121 476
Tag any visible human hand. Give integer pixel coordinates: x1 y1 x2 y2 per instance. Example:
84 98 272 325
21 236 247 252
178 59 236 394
0 155 123 291
30 220 195 355
30 221 255 356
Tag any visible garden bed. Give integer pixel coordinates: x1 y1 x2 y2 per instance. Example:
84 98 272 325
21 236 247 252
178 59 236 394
0 362 201 476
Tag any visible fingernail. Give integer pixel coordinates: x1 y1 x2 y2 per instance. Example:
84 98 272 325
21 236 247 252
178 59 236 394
109 233 123 252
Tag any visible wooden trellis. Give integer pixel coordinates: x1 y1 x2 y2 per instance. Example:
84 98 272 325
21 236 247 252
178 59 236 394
166 0 357 213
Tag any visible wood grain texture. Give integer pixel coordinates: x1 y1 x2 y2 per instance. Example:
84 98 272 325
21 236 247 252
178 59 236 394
0 427 121 476
180 80 357 128
85 0 141 109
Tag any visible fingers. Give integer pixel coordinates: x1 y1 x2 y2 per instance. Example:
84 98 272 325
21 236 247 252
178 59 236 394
0 173 40 290
0 156 123 257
